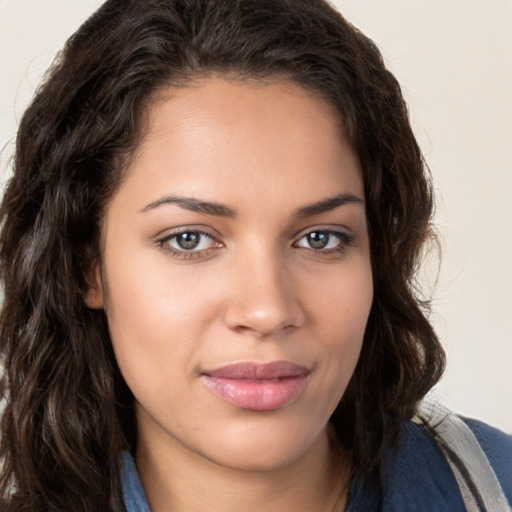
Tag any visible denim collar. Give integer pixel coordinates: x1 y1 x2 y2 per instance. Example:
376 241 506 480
120 451 151 512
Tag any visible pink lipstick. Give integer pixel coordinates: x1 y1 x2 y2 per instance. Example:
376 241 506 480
201 361 309 411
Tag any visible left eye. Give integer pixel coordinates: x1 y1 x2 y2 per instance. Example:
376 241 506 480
162 231 216 252
295 230 347 250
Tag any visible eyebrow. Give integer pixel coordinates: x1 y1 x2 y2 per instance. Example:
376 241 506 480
141 192 363 218
294 192 364 217
141 195 236 217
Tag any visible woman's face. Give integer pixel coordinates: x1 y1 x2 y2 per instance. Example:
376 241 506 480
87 78 373 471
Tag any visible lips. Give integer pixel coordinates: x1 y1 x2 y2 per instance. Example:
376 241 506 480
201 361 310 411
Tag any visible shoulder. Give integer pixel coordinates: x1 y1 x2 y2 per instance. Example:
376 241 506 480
378 420 467 511
379 416 511 511
463 417 512 502
347 420 467 511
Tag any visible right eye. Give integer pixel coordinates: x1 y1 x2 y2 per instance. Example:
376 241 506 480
158 229 221 259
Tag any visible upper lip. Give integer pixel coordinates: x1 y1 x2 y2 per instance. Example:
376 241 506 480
203 361 310 380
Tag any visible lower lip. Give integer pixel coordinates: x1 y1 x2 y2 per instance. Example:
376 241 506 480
202 374 309 411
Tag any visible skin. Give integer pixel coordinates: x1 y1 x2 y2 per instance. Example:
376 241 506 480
87 78 373 512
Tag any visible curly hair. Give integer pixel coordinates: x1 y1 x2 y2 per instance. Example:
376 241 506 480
0 0 445 510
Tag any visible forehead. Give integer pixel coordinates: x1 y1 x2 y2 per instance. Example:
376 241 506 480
147 77 344 135
116 78 363 211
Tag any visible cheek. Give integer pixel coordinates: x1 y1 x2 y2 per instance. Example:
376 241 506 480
101 257 219 401
305 257 373 336
103 245 221 336
307 258 373 379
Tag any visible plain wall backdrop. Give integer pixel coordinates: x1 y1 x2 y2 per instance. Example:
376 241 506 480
0 0 511 432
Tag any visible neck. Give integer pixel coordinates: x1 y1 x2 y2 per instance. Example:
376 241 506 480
136 426 350 512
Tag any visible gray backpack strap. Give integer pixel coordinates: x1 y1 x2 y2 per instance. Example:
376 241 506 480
415 400 511 512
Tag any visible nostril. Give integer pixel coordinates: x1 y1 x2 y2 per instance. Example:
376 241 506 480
224 300 305 337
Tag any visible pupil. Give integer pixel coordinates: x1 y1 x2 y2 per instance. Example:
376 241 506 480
177 232 200 250
308 231 328 249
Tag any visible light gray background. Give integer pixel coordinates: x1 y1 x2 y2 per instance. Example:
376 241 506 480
1 0 511 431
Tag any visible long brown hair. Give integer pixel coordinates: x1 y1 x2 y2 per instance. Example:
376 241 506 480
0 0 445 510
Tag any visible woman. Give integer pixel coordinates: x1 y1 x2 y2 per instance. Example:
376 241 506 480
0 0 510 511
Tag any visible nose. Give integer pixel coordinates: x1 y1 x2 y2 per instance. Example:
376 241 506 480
223 250 305 337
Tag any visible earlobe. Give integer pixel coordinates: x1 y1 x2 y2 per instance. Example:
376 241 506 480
84 266 104 309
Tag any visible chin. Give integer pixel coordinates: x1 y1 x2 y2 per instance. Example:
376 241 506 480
193 417 329 472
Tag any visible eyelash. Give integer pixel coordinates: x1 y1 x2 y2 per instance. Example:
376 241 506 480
157 228 355 260
157 229 219 260
293 230 355 256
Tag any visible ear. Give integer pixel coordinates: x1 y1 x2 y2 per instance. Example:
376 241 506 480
84 264 105 309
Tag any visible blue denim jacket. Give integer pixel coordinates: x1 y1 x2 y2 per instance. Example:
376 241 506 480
120 419 512 511
120 452 151 512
